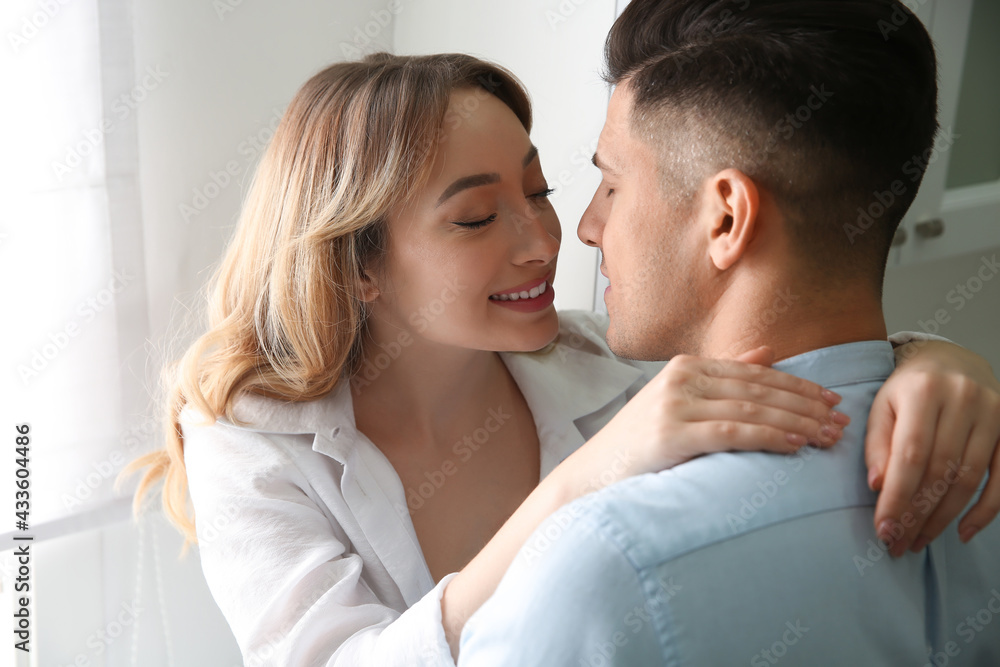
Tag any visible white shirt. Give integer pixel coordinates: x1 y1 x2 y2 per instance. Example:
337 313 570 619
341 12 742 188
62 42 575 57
183 310 662 667
182 310 934 667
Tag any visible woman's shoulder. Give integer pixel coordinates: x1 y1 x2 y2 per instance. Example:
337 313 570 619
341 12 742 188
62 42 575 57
179 385 352 479
180 382 352 437
551 309 614 356
549 309 667 379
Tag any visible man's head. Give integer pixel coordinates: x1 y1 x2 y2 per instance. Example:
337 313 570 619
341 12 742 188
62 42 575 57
579 0 939 360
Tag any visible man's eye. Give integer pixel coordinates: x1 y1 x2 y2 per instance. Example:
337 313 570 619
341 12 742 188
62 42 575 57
452 214 497 229
606 187 615 197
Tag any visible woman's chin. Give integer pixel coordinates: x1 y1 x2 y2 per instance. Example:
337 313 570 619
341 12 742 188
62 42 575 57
501 315 561 353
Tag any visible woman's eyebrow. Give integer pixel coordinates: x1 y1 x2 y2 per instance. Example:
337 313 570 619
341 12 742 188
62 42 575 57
435 145 539 207
523 144 538 167
436 173 501 207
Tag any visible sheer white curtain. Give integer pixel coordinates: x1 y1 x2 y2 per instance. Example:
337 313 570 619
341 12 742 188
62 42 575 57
0 1 164 664
1 0 151 540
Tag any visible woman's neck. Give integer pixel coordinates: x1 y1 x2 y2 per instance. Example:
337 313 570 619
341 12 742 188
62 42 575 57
349 328 517 452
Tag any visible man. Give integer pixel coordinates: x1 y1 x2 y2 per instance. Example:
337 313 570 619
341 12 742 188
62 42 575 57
457 0 1000 664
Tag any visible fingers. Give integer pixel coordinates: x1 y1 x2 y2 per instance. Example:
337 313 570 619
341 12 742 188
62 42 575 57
863 391 895 492
735 346 775 367
689 376 844 425
871 398 942 556
684 397 845 449
959 444 1000 543
665 354 842 409
692 420 818 457
898 398 978 551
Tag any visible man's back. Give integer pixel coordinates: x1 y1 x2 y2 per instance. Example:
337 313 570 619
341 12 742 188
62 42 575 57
459 341 1000 666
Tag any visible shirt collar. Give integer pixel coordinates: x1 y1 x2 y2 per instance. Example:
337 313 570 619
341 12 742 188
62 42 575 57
226 334 646 465
772 340 896 388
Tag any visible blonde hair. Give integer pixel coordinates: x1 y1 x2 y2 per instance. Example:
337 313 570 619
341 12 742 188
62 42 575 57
122 53 532 547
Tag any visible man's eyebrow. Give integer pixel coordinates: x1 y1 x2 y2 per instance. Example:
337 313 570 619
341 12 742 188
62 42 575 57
436 173 501 207
591 151 619 176
435 145 539 207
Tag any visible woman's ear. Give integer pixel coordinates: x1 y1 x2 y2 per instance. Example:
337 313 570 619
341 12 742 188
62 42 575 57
358 268 381 303
704 168 759 271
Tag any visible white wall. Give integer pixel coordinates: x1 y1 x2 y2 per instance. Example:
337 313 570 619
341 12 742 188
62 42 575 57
885 244 1000 370
395 0 616 310
135 0 396 341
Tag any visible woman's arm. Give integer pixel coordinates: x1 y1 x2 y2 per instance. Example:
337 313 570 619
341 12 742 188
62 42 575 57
441 348 842 659
865 339 1000 557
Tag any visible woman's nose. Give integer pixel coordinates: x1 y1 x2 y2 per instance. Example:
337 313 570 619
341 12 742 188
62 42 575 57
510 206 560 265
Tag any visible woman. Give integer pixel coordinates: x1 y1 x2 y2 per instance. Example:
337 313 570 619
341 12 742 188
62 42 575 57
125 53 1000 665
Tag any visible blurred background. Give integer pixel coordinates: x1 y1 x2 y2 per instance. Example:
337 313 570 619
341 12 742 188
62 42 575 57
0 0 996 664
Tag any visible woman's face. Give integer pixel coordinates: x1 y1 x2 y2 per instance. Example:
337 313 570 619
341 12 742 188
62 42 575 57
367 88 561 353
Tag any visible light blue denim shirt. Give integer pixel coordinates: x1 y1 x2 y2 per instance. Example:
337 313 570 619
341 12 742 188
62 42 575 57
459 341 1000 666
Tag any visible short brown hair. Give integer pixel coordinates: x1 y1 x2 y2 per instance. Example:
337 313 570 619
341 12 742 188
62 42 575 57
605 0 939 286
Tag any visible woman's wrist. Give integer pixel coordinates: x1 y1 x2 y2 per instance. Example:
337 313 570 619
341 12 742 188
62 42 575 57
439 467 578 660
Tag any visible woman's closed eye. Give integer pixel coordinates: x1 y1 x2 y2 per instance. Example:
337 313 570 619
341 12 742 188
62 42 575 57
452 214 497 229
528 186 555 201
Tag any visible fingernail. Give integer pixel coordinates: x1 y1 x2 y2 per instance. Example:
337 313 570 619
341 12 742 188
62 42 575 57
867 467 880 491
877 520 894 544
786 433 807 447
829 410 851 426
821 389 841 405
820 424 840 441
960 525 979 543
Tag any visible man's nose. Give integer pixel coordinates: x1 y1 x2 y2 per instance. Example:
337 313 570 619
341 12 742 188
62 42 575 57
578 191 604 248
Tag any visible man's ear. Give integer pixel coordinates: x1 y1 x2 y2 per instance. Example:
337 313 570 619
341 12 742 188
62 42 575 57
704 168 759 271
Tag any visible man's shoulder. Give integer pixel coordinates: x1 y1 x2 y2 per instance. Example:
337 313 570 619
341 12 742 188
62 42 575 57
570 445 877 571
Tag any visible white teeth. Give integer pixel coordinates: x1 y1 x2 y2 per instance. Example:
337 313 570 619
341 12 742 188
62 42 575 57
490 280 549 302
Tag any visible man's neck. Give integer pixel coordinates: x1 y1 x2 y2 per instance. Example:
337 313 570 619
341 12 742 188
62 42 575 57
697 279 889 362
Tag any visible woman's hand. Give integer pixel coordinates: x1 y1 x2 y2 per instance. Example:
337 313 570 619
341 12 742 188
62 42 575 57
567 347 848 494
443 347 846 660
865 340 1000 557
